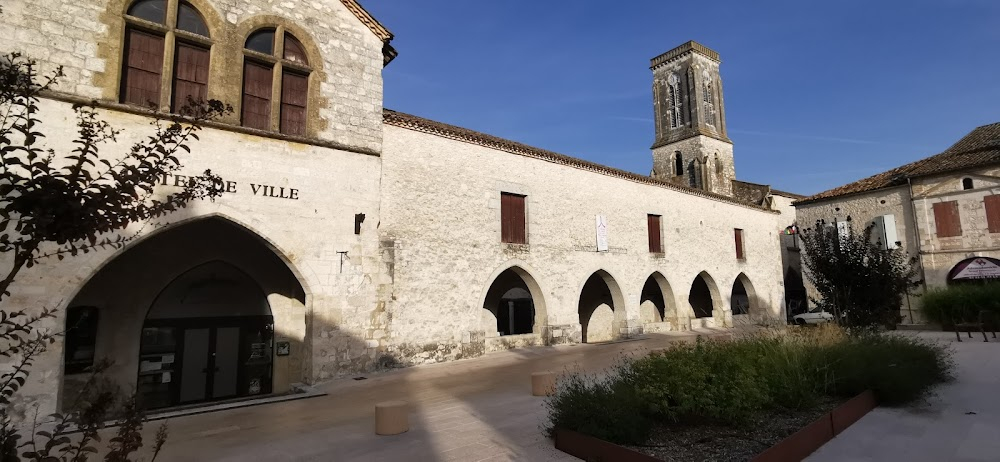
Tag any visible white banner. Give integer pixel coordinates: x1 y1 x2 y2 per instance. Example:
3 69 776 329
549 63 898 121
595 215 608 252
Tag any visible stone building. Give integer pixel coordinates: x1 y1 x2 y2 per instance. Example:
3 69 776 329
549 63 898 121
795 123 1000 322
0 0 798 416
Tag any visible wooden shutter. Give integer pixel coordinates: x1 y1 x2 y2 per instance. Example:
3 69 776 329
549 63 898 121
985 195 1000 233
172 43 209 113
647 215 662 253
242 61 273 130
501 193 526 244
734 228 745 260
932 201 962 237
121 29 164 107
280 70 308 136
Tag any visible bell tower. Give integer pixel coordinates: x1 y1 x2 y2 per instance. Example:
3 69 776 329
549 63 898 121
649 41 735 197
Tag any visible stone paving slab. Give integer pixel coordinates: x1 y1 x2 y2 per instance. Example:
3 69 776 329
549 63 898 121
145 329 734 461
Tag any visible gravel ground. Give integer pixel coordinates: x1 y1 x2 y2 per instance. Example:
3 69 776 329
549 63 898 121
627 400 842 462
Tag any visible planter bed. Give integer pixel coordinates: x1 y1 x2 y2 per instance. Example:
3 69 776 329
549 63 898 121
556 391 877 462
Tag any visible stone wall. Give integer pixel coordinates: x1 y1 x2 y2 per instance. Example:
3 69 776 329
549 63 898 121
379 123 792 364
911 167 1000 289
0 99 388 416
0 0 385 152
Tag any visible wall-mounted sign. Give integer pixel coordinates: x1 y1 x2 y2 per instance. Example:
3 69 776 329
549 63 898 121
948 257 1000 281
595 215 609 252
276 341 291 356
160 173 300 201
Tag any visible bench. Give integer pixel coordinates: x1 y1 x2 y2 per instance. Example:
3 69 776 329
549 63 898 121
953 310 997 342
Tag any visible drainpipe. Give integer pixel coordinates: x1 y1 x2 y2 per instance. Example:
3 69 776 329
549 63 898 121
907 177 929 311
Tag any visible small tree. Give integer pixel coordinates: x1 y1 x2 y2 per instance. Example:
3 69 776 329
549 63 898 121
0 51 229 460
800 218 919 328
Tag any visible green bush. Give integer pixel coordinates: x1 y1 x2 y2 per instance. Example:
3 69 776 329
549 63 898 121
820 333 953 405
630 338 770 423
544 367 651 445
545 329 953 445
921 283 1000 326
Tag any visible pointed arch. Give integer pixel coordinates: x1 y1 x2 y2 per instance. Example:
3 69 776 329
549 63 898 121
480 264 548 337
689 271 721 319
731 273 757 316
641 272 677 331
578 270 627 343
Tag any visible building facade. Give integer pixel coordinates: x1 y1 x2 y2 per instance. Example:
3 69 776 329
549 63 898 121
1 0 797 416
795 123 1000 323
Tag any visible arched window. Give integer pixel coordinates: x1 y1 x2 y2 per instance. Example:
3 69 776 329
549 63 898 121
121 0 211 113
667 73 681 129
674 151 684 176
64 306 99 374
242 29 312 136
703 81 716 126
962 178 974 190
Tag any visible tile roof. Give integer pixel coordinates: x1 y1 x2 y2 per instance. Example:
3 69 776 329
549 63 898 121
795 122 1000 205
383 109 778 213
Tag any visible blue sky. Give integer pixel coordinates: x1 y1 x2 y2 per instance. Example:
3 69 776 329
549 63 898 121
364 1 1000 196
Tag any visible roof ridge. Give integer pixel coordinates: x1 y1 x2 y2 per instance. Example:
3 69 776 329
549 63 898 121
382 109 777 213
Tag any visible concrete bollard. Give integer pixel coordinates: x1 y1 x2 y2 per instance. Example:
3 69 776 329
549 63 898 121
531 371 557 396
375 400 410 435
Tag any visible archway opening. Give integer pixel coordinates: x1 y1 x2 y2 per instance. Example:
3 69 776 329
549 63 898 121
784 268 807 319
689 273 716 318
482 268 539 336
731 273 756 316
640 277 665 323
61 217 306 411
578 271 625 343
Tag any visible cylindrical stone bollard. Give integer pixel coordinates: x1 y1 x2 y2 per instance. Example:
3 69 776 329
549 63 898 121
375 400 410 435
531 371 557 396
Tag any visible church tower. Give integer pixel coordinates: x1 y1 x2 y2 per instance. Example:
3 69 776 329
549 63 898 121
650 41 735 197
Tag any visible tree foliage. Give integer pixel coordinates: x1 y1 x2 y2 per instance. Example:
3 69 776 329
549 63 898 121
0 51 229 460
800 219 919 328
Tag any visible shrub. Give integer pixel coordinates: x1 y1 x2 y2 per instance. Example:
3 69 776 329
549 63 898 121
545 328 954 445
920 283 1000 326
630 338 769 424
820 332 954 405
544 367 650 445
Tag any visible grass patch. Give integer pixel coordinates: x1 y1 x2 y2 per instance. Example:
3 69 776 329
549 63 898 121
545 327 953 445
920 283 1000 327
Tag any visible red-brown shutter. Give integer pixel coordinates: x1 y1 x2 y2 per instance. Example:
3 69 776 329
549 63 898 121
280 70 308 136
985 195 1000 233
501 193 526 244
735 228 744 260
121 29 164 107
933 201 962 237
242 61 273 130
172 43 209 113
648 215 662 253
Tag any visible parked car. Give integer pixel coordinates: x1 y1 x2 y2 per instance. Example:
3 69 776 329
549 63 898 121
792 307 835 325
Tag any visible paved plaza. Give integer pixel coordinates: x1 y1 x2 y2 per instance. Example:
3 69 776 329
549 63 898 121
809 331 1000 462
141 329 997 461
149 329 731 461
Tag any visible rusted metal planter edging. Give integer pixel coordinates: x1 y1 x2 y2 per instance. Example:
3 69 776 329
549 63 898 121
554 428 660 462
553 390 877 462
752 390 877 462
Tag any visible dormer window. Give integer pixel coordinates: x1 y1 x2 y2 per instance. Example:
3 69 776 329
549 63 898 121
242 29 312 136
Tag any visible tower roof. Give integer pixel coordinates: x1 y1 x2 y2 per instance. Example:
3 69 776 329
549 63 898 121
650 41 720 69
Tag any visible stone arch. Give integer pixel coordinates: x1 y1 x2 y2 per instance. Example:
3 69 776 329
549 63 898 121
578 270 627 343
481 265 547 337
731 273 756 316
640 272 677 330
60 215 310 411
688 271 721 319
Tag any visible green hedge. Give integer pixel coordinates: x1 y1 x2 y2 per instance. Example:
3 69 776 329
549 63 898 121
545 329 953 445
920 283 1000 326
